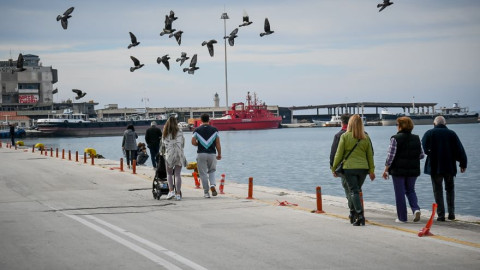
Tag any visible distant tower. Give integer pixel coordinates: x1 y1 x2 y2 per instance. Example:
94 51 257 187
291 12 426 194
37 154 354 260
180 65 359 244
214 92 220 107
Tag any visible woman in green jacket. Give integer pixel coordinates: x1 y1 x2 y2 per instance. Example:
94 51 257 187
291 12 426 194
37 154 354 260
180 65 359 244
332 114 376 226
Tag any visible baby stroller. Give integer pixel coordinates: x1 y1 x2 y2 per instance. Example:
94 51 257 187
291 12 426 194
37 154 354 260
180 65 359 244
152 153 169 200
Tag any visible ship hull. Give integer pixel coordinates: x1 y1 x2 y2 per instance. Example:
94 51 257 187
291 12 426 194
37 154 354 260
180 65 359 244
381 114 479 126
37 120 165 137
209 118 282 131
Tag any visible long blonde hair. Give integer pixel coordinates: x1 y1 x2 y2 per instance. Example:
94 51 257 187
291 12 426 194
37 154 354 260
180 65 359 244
347 114 366 140
163 116 179 139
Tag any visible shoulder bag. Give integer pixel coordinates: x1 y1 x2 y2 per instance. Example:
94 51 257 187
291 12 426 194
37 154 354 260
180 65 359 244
335 139 361 177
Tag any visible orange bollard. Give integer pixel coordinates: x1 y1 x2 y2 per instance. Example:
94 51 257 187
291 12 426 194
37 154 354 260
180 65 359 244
76 151 78 162
192 171 201 189
132 160 136 174
56 148 58 158
50 148 53 157
44 149 47 156
219 174 225 194
315 186 325 213
91 155 94 165
246 177 254 199
84 152 87 163
418 203 438 237
120 158 124 172
62 149 65 159
360 191 364 211
40 148 44 155
68 150 71 161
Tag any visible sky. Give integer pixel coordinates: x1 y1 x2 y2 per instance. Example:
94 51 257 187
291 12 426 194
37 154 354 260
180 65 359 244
1 0 479 113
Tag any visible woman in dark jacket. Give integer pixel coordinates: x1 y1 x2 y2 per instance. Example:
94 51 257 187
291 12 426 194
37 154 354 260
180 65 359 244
122 124 138 169
382 116 424 223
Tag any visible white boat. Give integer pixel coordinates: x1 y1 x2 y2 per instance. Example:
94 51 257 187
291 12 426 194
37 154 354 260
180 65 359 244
313 115 342 127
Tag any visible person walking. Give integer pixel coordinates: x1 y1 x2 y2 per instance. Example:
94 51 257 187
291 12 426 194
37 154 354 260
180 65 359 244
330 114 356 223
9 124 15 146
332 114 375 226
145 121 162 169
122 124 138 169
162 116 186 201
191 113 222 198
382 117 424 223
422 116 467 221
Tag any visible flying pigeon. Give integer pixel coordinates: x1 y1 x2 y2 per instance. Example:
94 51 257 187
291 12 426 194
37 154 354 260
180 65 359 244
72 89 86 100
52 88 58 94
56 7 74 30
11 53 26 74
169 30 183 45
260 18 274 37
201 40 217 57
169 10 178 22
183 54 199 74
156 54 170 70
130 56 144 72
377 0 393 12
176 52 190 66
128 32 140 49
224 28 239 46
239 11 253 27
160 15 176 36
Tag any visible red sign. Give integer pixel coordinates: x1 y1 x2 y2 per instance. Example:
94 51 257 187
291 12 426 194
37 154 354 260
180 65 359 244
19 95 39 104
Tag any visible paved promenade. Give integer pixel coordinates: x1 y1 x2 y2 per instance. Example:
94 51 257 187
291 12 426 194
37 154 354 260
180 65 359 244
1 143 479 270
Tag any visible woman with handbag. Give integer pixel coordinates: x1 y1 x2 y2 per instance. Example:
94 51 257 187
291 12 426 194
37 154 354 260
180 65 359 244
382 116 424 223
332 114 375 226
162 116 187 201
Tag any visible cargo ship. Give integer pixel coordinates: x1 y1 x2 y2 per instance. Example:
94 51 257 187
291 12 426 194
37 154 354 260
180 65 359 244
381 103 479 126
36 113 166 136
192 92 282 131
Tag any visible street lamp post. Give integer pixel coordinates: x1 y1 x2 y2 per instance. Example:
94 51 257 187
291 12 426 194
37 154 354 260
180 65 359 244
221 12 229 110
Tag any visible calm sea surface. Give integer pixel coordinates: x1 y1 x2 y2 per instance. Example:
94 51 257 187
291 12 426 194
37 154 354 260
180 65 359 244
20 124 480 217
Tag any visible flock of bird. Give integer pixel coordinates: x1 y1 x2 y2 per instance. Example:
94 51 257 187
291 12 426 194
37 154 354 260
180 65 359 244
10 3 395 102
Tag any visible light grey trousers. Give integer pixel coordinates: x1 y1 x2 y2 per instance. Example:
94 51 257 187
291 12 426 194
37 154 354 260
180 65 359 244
196 153 217 193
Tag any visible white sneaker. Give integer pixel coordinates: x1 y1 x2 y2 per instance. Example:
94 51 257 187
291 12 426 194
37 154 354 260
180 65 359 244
166 191 175 200
413 210 421 222
395 218 407 223
175 194 181 201
204 192 210 198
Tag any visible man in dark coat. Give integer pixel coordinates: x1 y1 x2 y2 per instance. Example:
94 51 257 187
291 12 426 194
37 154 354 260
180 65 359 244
9 124 15 146
145 121 162 168
422 116 467 221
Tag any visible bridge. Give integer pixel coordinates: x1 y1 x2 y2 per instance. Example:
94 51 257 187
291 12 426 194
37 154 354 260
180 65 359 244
289 102 438 115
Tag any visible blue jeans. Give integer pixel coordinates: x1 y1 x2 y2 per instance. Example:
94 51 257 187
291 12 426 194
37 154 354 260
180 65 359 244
148 144 160 168
391 175 420 222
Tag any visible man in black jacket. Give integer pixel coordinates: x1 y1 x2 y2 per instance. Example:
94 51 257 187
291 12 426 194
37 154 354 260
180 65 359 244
422 116 467 221
145 121 162 168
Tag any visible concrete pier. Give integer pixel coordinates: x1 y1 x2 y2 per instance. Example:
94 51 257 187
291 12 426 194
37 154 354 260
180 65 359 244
1 144 479 269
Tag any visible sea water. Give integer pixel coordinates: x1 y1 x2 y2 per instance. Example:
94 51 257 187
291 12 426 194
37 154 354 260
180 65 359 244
20 124 480 217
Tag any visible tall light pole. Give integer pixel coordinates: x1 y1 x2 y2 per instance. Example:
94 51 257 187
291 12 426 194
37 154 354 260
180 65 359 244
221 12 229 110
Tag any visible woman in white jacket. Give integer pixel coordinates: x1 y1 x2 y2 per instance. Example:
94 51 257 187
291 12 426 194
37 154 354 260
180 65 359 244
162 116 186 200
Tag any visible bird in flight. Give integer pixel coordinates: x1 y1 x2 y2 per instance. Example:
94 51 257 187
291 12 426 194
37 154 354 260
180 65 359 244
52 88 58 94
239 11 253 27
56 7 74 30
128 32 140 49
169 10 178 22
183 54 199 74
224 28 239 46
160 15 176 36
130 56 144 72
260 18 274 37
12 53 26 74
157 54 171 70
377 0 394 12
201 40 217 57
169 30 183 45
176 52 190 66
72 89 86 100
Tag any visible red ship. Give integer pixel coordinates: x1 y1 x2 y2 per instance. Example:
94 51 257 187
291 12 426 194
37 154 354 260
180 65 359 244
193 92 282 131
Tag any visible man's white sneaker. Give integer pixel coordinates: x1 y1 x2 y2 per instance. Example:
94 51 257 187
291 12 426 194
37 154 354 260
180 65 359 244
204 192 210 198
167 191 175 200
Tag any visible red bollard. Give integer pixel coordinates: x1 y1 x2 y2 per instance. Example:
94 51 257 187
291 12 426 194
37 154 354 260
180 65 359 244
50 148 53 157
44 149 47 156
32 145 35 153
84 152 87 164
62 149 65 159
56 148 58 158
75 151 78 162
0 141 2 148
192 171 201 189
360 191 364 211
68 150 71 161
219 174 225 194
315 186 325 213
246 177 254 199
418 203 438 237
120 158 124 172
91 155 94 165
40 148 44 155
132 160 136 174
